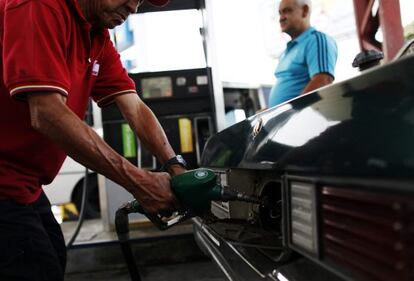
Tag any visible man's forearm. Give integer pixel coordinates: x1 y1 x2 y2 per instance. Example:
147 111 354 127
115 94 186 176
28 93 144 193
301 73 334 95
115 94 176 163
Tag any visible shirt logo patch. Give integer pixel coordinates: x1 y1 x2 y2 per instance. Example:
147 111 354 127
92 60 100 76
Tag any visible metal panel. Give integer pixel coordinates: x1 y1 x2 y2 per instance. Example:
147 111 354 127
99 176 147 231
378 0 405 60
353 0 404 61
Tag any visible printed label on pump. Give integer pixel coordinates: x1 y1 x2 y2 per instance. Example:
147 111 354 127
121 123 137 158
178 118 193 153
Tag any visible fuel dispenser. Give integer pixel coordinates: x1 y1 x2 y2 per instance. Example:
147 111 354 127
130 67 216 169
99 67 217 229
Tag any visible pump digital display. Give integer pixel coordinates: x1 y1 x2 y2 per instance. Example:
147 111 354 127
141 77 173 99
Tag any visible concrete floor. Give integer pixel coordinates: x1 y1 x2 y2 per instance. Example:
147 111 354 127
65 260 226 281
62 219 227 281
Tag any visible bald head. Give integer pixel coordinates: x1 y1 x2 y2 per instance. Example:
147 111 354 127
279 0 311 39
296 0 312 11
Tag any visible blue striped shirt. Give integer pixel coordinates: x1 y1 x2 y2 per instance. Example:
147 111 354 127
268 27 337 107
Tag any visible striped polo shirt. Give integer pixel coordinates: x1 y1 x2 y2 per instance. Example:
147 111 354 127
0 0 137 203
269 27 337 107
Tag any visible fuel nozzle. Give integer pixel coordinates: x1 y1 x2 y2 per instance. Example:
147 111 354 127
221 189 266 206
117 169 267 231
171 168 268 212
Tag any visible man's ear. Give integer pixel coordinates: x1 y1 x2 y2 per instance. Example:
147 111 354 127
302 4 310 18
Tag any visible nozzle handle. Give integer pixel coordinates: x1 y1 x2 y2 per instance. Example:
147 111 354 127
125 200 193 231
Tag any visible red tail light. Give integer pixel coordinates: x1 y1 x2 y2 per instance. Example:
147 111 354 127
321 186 414 281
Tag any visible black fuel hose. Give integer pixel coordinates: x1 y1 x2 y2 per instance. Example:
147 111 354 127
66 102 93 249
65 168 89 248
115 205 142 281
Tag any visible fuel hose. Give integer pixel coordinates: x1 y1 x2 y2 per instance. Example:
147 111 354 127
115 204 142 281
66 101 93 249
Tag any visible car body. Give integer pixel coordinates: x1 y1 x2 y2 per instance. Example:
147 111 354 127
194 54 414 281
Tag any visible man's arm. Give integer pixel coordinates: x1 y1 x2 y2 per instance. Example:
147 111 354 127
301 73 334 95
115 94 186 176
303 31 337 95
27 93 178 214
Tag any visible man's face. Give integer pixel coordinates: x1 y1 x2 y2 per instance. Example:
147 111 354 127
278 0 305 35
92 0 143 29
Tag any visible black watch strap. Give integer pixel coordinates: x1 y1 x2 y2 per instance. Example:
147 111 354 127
160 155 187 172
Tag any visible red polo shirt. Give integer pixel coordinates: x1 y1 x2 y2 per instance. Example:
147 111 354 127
0 0 137 203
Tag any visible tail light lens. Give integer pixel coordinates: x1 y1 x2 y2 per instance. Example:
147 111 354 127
321 186 414 281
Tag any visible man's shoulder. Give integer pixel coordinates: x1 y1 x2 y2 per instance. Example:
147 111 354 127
307 28 336 44
5 0 68 14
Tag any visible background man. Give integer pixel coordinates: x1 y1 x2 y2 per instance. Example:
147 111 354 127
268 0 338 107
0 0 185 280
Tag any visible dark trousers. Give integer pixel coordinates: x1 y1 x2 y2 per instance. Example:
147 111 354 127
0 192 66 281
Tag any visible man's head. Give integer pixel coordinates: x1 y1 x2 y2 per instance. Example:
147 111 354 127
79 0 169 29
279 0 311 39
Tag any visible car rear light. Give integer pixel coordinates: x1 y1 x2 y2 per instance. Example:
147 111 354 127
321 186 414 281
288 182 319 256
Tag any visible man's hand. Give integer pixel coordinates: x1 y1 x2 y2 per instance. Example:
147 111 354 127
129 170 180 215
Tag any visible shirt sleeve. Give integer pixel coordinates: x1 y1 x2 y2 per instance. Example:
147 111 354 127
3 0 70 99
306 32 338 79
91 37 137 107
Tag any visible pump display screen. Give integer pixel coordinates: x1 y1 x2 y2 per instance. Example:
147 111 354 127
141 77 173 99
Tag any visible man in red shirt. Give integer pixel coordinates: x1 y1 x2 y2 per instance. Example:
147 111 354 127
0 0 185 280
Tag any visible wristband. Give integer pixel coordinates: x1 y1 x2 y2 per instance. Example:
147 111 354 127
160 155 187 172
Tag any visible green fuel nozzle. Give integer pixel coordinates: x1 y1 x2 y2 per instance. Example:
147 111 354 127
170 168 264 213
116 168 264 231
